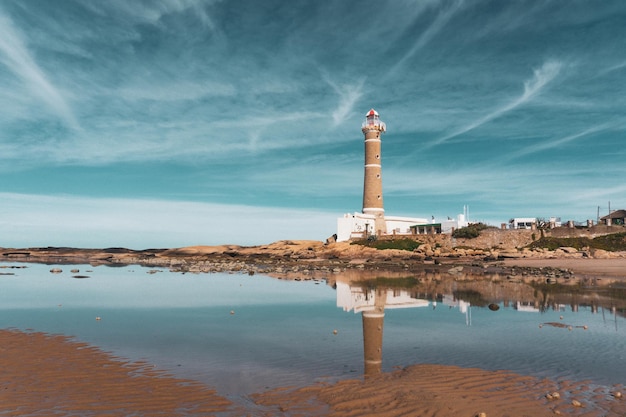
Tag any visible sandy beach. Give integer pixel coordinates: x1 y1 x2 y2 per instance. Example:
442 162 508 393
1 328 624 417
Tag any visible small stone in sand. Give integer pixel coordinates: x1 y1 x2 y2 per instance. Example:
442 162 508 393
572 399 582 407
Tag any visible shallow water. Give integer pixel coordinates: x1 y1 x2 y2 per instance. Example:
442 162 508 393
0 262 624 399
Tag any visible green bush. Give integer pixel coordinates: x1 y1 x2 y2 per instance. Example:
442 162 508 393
593 232 626 251
527 232 626 252
452 223 490 239
361 276 420 289
351 238 421 251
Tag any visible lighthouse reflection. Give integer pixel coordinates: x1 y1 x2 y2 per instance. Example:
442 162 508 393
334 273 626 377
336 281 431 375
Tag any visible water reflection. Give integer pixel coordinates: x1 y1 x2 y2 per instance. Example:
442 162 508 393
337 283 430 375
335 273 626 376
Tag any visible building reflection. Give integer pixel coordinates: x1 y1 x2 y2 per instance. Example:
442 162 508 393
334 275 626 376
336 282 431 375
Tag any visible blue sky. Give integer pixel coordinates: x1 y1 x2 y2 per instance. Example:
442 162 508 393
1 0 625 248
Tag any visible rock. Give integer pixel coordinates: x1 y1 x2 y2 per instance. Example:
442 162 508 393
592 249 611 259
499 251 524 258
49 268 62 274
448 266 463 274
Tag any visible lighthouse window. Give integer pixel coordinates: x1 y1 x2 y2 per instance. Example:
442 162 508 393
376 174 380 179
377 195 381 200
375 154 380 159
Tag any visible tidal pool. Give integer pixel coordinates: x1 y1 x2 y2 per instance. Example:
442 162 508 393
0 262 624 400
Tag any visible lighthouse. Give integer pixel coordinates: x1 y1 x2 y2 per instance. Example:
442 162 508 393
361 109 386 236
335 108 432 242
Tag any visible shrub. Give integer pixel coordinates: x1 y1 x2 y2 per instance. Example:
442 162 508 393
351 238 421 252
361 276 419 289
452 223 490 239
527 232 626 252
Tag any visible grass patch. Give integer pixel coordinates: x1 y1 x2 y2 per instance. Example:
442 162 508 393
528 232 626 251
530 282 626 302
351 238 421 251
360 276 420 289
593 232 626 250
452 223 491 239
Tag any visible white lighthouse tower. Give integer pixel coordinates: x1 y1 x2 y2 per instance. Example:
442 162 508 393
362 109 386 236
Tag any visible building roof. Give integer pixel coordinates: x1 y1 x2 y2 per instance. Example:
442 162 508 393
600 209 626 220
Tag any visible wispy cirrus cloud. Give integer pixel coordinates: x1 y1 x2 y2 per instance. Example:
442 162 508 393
0 11 80 130
386 0 465 78
321 71 366 127
597 60 626 77
117 80 236 102
87 0 220 31
425 60 562 148
500 120 622 162
382 161 625 221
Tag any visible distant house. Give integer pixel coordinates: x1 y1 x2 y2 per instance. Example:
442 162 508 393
509 217 537 230
509 216 562 229
600 209 626 226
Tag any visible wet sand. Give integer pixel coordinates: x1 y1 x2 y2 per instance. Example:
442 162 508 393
0 329 240 416
1 329 624 416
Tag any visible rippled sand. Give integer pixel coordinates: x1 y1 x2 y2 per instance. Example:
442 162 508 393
0 329 240 416
1 329 624 416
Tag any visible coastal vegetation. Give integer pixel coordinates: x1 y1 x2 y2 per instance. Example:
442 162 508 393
530 281 626 301
361 276 420 289
451 223 491 239
527 232 626 252
350 238 421 251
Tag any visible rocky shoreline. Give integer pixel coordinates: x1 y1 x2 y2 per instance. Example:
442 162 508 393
2 237 626 284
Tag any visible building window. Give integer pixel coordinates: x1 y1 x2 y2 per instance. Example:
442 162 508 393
377 195 381 200
375 154 380 159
